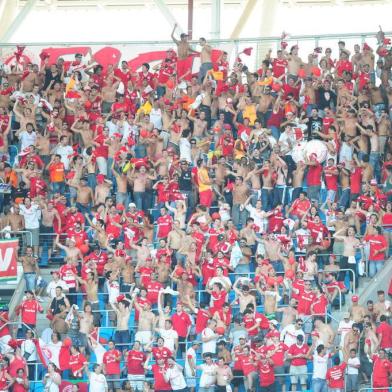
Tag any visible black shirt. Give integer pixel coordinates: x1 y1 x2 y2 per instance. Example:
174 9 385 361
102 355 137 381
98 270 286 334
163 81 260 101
308 116 323 141
178 168 192 191
317 87 337 109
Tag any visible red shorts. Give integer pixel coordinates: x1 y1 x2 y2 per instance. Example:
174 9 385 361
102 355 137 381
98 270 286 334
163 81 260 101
177 58 192 80
199 189 213 207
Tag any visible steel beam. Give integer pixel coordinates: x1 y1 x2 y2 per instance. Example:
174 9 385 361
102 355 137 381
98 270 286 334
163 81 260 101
0 0 38 43
229 0 257 39
211 0 221 40
187 0 193 39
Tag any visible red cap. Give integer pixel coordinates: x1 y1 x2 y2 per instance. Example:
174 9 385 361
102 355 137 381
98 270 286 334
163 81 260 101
117 294 125 302
116 203 125 211
96 174 105 184
352 295 359 302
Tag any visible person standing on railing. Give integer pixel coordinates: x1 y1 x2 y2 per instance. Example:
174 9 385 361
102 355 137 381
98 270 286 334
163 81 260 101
20 245 41 297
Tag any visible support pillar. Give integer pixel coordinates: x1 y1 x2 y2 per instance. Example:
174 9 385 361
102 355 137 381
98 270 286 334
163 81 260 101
211 0 221 40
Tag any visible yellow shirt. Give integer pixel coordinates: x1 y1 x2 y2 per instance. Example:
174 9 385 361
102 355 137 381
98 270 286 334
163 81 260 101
197 167 211 192
243 104 257 126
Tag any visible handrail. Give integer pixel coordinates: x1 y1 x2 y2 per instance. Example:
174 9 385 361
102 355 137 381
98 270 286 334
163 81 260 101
0 31 389 47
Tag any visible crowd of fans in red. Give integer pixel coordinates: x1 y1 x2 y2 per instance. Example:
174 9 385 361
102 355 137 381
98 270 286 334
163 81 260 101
0 26 390 392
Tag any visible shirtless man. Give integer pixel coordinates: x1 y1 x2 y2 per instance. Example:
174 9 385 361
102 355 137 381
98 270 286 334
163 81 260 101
313 318 335 349
343 324 361 362
286 45 304 78
187 109 207 140
167 221 185 257
373 290 391 322
39 199 61 258
94 175 112 205
333 226 360 290
198 37 213 83
232 279 256 313
71 119 94 148
132 294 156 348
102 76 120 114
73 178 94 213
291 161 306 201
257 87 274 127
215 357 233 391
257 278 280 319
55 236 83 264
4 205 25 231
110 292 133 351
276 298 299 328
172 272 195 309
20 246 41 294
349 295 367 325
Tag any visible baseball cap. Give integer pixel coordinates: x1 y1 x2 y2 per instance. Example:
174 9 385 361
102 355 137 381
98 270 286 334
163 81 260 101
128 203 136 208
370 179 378 186
352 295 359 302
343 312 350 319
180 33 188 38
25 290 34 295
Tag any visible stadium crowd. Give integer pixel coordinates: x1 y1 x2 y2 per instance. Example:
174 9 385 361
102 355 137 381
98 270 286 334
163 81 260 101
0 26 390 392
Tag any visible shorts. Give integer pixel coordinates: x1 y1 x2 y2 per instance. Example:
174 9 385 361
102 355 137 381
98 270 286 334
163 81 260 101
26 228 39 247
199 189 213 207
232 369 244 387
135 330 152 346
289 365 307 385
187 377 197 388
345 374 358 392
107 374 121 390
127 374 145 391
274 365 286 385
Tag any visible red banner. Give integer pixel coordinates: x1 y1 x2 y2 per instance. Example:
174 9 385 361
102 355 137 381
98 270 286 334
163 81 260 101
0 239 18 281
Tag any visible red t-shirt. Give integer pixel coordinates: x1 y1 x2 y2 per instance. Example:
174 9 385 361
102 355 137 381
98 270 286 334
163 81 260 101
127 350 146 375
267 342 289 366
350 167 363 194
307 164 323 186
307 221 329 244
258 361 275 387
376 322 392 349
297 290 316 315
364 234 388 261
19 299 43 325
195 308 211 334
171 312 192 338
372 355 392 384
94 134 109 158
152 347 172 361
288 343 309 366
69 353 87 376
84 251 108 276
103 349 121 375
156 215 173 239
272 58 288 78
145 281 163 304
326 363 347 389
240 354 257 376
324 166 338 191
152 364 171 390
291 198 311 217
312 294 329 315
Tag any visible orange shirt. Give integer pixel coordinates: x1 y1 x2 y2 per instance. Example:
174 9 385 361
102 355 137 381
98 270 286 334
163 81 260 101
49 162 65 183
5 171 18 188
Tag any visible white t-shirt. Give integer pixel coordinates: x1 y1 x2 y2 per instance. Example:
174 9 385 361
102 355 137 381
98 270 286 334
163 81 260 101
347 357 360 375
19 131 37 151
46 280 69 299
159 328 178 352
179 138 192 163
199 363 217 387
90 372 108 392
165 365 187 390
19 204 41 229
150 108 163 129
202 327 217 354
338 320 354 345
54 144 74 170
280 324 305 347
245 205 267 233
312 352 329 379
106 280 120 304
184 347 196 377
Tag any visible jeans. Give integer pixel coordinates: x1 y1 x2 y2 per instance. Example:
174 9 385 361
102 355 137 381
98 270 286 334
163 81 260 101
75 202 91 216
261 188 273 212
273 186 288 207
312 378 328 392
269 125 280 141
24 273 36 291
87 173 96 191
198 62 213 84
326 189 337 203
51 181 65 195
307 185 321 202
232 204 248 229
115 330 130 351
369 152 381 182
96 156 108 176
133 191 144 211
339 188 351 210
368 260 384 277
